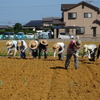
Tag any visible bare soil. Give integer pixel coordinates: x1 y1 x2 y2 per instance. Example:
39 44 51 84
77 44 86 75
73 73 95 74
0 41 100 100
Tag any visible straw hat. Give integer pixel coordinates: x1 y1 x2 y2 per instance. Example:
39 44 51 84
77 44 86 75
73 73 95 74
74 40 82 47
53 43 60 51
29 40 38 49
17 40 22 46
6 40 13 48
83 44 88 52
40 40 48 45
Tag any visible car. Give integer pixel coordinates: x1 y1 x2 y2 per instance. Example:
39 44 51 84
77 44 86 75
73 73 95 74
38 32 49 39
15 32 24 39
58 33 74 39
25 33 34 39
2 32 14 40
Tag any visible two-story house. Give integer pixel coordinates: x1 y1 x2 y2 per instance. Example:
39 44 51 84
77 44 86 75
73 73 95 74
53 1 100 38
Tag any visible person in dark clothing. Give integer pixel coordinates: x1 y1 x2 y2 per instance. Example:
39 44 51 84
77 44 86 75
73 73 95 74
38 40 48 59
29 40 39 59
97 44 100 60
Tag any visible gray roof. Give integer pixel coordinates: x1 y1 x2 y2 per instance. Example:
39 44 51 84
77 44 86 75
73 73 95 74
52 19 65 25
0 25 9 29
42 17 61 22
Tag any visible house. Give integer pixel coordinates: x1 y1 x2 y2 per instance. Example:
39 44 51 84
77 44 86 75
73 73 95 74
23 17 63 32
23 20 43 31
53 1 100 38
42 17 62 30
0 25 9 30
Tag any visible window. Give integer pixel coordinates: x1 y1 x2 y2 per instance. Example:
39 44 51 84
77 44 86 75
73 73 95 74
45 23 52 26
68 12 77 19
84 13 92 18
76 27 85 34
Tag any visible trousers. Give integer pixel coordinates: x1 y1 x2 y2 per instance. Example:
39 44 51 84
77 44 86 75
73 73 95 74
65 54 78 69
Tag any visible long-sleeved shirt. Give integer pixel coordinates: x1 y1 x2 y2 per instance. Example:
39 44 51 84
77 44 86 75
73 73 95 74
7 40 17 56
18 40 27 52
67 40 80 55
53 42 65 57
87 44 97 59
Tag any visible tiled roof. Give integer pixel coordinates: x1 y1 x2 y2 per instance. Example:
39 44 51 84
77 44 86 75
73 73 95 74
0 25 9 28
93 19 100 25
52 19 65 25
23 20 42 27
42 17 61 22
61 1 100 14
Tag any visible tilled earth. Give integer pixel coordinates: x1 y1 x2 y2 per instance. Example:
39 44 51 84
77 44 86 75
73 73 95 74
0 41 100 100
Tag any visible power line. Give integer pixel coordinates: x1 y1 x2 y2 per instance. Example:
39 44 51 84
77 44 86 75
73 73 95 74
0 4 60 8
86 0 94 3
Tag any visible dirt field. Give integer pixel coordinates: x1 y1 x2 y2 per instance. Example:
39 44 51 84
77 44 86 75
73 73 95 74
0 40 100 100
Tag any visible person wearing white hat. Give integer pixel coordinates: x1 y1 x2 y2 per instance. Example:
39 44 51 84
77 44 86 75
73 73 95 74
38 39 48 59
28 40 39 59
6 40 17 57
82 44 97 61
65 39 82 69
17 40 27 59
52 42 65 60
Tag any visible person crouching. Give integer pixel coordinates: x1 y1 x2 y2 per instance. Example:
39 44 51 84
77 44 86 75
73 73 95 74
52 42 65 60
6 40 17 58
38 40 48 59
82 44 97 62
17 40 27 59
29 40 39 59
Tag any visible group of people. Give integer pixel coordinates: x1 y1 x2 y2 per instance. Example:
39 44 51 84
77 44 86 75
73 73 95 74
6 39 48 59
6 38 100 70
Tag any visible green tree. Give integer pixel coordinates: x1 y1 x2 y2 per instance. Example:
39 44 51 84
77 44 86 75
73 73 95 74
14 23 22 31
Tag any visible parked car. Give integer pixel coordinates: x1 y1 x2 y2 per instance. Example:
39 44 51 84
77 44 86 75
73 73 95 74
58 33 74 39
2 32 14 40
25 33 34 39
38 32 49 39
15 32 24 39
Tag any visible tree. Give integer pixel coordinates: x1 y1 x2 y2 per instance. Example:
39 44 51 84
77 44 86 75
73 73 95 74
14 23 22 31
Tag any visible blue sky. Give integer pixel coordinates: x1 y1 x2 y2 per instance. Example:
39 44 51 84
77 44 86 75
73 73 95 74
0 0 100 26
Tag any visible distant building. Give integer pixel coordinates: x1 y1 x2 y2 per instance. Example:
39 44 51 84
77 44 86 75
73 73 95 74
53 1 100 38
0 25 9 30
23 20 43 31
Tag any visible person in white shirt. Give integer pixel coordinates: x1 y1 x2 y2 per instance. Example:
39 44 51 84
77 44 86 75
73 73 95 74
17 40 27 59
52 42 65 60
6 40 17 57
82 44 97 62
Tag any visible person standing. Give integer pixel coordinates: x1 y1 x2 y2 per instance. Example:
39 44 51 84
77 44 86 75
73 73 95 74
28 40 39 59
52 42 65 60
82 44 97 62
38 39 48 59
6 40 17 58
65 39 82 69
17 40 27 59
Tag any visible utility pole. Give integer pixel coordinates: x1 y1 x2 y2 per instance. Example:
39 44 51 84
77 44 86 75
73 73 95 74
86 0 94 3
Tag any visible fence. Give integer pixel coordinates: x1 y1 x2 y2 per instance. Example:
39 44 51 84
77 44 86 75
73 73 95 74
0 34 49 40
